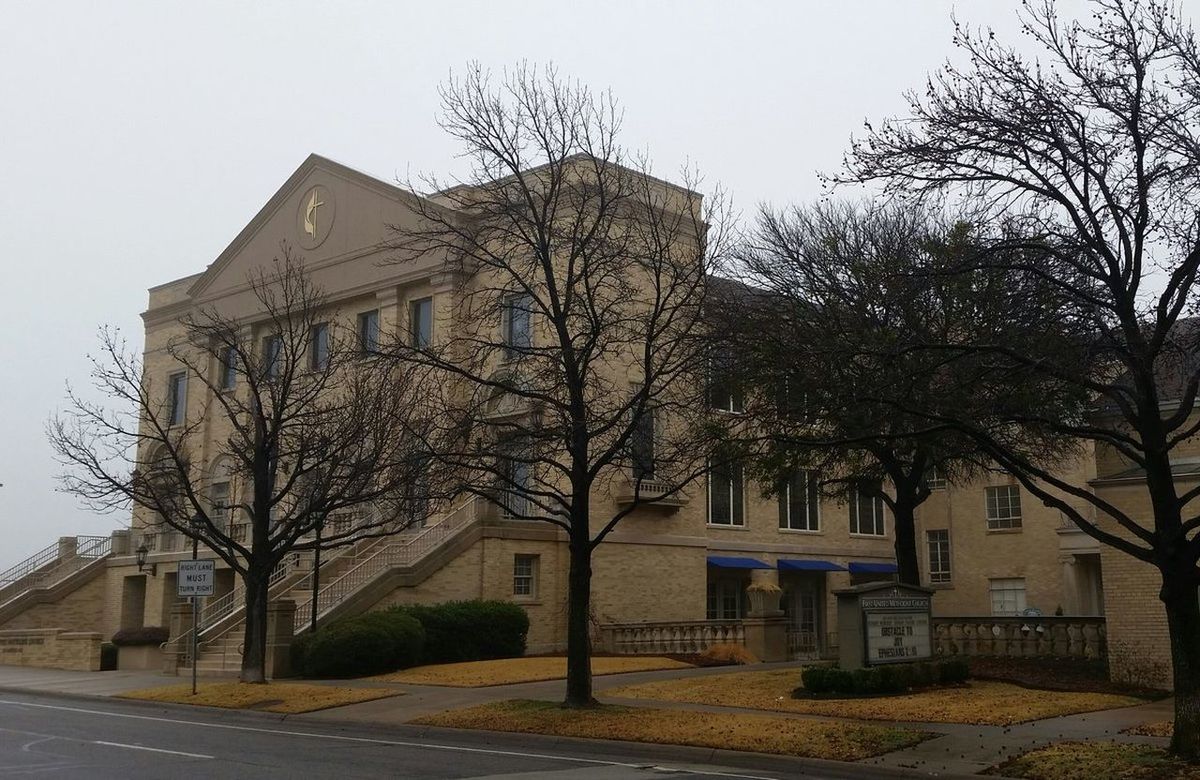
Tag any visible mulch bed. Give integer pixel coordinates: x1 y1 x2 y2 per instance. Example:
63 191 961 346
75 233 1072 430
967 656 1166 699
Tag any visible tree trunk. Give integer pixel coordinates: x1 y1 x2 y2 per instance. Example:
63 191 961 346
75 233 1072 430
892 499 921 587
563 536 594 707
1162 570 1200 759
239 568 270 684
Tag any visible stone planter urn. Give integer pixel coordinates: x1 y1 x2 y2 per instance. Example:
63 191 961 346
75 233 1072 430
746 582 783 617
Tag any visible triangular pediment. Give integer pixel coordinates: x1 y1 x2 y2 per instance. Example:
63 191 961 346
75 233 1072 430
186 154 450 304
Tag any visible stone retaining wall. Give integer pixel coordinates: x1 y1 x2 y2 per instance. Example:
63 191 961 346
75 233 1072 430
0 627 102 671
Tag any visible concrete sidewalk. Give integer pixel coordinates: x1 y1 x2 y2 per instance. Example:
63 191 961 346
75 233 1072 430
0 662 1175 778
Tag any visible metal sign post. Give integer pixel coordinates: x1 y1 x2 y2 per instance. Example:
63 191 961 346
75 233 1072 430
177 559 216 696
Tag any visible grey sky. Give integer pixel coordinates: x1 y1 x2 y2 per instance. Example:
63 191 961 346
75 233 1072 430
0 0 1091 570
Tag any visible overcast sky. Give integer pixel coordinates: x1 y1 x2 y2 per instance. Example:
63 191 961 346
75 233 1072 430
0 0 1099 571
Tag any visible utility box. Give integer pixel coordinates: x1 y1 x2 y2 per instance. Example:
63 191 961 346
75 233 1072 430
834 582 934 670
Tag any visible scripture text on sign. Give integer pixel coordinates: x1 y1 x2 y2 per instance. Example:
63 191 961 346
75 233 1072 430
864 611 932 664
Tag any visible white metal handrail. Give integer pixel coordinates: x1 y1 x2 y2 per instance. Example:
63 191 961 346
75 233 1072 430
0 536 112 610
293 498 481 629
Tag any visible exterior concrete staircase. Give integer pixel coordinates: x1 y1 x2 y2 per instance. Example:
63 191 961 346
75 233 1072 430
0 537 113 625
178 498 484 675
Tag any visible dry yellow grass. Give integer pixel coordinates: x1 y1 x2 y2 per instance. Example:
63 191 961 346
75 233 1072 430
414 699 929 761
987 741 1200 779
119 682 398 714
608 669 1141 726
377 656 691 687
1127 721 1174 738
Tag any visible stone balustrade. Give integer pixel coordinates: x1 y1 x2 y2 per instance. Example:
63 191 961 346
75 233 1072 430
933 616 1106 659
599 620 746 655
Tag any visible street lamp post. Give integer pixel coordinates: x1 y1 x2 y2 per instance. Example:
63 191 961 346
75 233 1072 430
310 517 323 634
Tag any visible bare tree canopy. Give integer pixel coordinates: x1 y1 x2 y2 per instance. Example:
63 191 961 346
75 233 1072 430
841 0 1200 757
49 253 435 683
720 201 1080 586
385 64 727 706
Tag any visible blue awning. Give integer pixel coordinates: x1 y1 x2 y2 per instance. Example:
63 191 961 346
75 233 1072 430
778 559 846 572
848 561 899 574
707 556 773 570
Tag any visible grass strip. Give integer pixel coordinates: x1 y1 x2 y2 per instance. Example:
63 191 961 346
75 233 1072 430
119 681 399 714
378 655 691 687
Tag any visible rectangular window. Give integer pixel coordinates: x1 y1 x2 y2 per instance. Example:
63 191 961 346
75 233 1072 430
630 409 655 480
706 580 745 620
927 529 951 584
209 481 231 530
926 467 947 491
310 322 330 370
989 577 1027 616
503 445 531 518
708 350 744 413
779 471 820 531
262 335 282 378
513 554 538 598
358 309 380 354
985 485 1023 530
219 346 238 391
167 372 187 426
410 297 433 349
708 458 744 526
503 294 532 357
849 487 886 536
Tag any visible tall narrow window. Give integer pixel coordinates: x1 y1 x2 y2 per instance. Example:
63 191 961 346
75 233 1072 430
410 297 433 348
209 481 231 530
706 580 746 619
513 554 538 598
927 529 951 584
985 485 1023 530
167 372 187 426
310 322 330 370
849 486 885 536
708 458 744 526
630 409 655 480
502 294 532 357
262 335 282 379
502 444 531 518
218 346 237 391
708 349 744 413
779 470 820 531
358 309 380 354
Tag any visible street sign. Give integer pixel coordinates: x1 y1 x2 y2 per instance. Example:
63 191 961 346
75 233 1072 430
177 559 216 597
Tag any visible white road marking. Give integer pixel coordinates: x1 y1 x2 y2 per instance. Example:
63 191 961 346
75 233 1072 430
0 700 780 779
92 741 213 759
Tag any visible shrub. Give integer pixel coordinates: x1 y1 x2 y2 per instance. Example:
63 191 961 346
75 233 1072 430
939 659 970 684
389 600 528 663
695 643 757 667
100 642 118 671
796 660 969 697
299 611 425 678
110 626 170 647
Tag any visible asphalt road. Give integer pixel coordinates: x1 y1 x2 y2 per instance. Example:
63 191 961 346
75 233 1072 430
0 691 859 779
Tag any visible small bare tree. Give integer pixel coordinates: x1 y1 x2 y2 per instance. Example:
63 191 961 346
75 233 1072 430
386 64 726 706
49 253 436 683
841 0 1200 756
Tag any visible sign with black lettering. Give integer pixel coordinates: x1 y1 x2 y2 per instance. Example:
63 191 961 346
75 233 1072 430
864 611 931 664
177 559 216 597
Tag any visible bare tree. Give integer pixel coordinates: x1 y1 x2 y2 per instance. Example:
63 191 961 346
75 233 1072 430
721 202 1077 585
385 64 726 707
49 253 435 683
841 0 1200 756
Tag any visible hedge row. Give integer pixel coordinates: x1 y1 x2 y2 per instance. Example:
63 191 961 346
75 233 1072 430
798 659 969 697
292 610 425 678
387 600 528 664
292 600 529 678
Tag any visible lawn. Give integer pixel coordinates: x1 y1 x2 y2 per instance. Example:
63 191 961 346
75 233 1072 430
988 741 1200 779
377 655 691 687
414 699 930 761
607 669 1141 726
119 682 398 714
